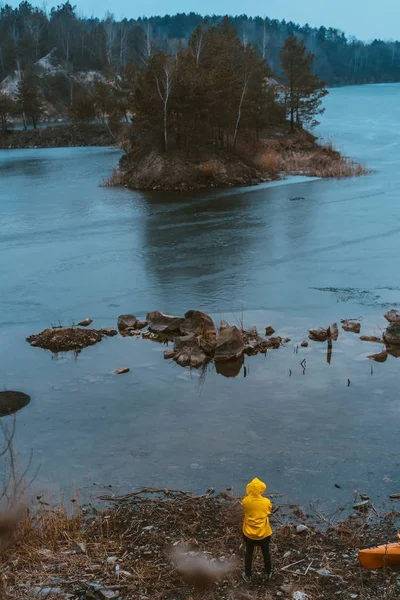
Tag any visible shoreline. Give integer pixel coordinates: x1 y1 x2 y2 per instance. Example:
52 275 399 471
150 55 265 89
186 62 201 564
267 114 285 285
0 124 115 150
4 487 399 600
0 125 370 191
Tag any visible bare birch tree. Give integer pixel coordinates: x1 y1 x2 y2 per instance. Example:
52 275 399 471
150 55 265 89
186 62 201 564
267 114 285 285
155 56 174 151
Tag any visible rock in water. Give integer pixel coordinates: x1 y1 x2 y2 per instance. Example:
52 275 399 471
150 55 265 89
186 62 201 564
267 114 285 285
214 326 245 362
368 351 388 363
78 318 93 327
301 340 309 347
384 309 400 323
342 320 361 333
0 391 30 417
173 334 207 368
309 328 328 341
146 311 184 334
163 349 176 360
114 367 130 375
117 314 137 331
27 327 103 352
383 322 400 345
265 325 275 336
101 328 118 337
328 323 339 341
180 310 215 336
135 320 148 330
360 336 383 343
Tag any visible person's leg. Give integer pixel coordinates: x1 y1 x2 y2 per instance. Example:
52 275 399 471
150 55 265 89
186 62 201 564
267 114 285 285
260 536 272 575
244 536 255 578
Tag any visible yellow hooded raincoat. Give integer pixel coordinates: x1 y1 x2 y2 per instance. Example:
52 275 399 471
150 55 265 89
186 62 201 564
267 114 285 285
241 478 272 540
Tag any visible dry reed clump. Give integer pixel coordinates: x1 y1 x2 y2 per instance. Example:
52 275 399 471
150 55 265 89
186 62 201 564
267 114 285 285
198 160 218 178
257 140 371 179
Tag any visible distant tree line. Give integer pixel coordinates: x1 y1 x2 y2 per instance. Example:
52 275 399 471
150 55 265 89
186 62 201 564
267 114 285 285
1 2 400 87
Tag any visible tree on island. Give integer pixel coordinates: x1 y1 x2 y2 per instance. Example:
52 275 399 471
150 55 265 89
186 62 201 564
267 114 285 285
132 19 274 153
280 34 328 131
68 88 96 123
0 93 16 132
15 76 44 129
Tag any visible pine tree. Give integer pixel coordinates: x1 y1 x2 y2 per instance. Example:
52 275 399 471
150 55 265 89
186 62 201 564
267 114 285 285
280 34 328 131
16 76 43 129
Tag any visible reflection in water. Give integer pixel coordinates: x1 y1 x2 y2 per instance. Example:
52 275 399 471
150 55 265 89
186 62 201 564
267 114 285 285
215 356 244 378
0 392 30 417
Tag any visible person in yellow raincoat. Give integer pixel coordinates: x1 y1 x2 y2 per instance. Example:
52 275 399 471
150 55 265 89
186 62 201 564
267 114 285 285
241 477 272 582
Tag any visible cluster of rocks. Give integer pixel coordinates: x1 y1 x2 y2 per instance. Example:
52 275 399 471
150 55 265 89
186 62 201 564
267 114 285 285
144 310 285 369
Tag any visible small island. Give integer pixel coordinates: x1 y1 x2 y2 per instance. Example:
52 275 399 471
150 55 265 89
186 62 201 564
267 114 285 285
106 22 368 191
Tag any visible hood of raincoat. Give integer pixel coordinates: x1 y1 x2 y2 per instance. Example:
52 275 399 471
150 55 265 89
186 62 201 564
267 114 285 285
246 478 266 497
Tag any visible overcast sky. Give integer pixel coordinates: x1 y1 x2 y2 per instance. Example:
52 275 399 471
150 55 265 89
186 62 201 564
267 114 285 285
8 0 400 41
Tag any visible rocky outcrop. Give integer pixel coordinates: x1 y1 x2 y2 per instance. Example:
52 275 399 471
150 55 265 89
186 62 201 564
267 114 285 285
383 322 400 345
27 327 104 352
146 311 184 335
384 309 400 323
214 326 245 362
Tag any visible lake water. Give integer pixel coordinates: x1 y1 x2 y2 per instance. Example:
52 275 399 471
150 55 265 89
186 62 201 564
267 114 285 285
1 84 399 509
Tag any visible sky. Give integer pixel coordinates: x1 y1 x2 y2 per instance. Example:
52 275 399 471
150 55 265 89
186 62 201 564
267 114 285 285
7 0 400 41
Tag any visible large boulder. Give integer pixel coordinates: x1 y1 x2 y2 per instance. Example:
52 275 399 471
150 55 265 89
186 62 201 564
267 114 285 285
146 311 184 335
180 310 215 336
383 322 400 345
0 391 30 417
384 309 400 323
173 334 207 368
214 326 244 362
118 314 137 331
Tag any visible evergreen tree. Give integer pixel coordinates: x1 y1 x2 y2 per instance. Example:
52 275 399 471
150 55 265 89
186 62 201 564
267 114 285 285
280 34 327 131
15 75 43 129
68 88 96 123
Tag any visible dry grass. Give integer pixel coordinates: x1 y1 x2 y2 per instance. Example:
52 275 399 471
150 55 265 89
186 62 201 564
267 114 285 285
255 150 280 175
198 160 218 178
257 146 371 179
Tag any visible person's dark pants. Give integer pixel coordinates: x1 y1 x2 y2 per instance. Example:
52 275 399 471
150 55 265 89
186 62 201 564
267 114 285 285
244 534 271 577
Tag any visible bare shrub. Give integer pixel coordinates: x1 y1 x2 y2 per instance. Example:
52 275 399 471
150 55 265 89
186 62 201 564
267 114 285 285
198 160 218 178
256 150 280 175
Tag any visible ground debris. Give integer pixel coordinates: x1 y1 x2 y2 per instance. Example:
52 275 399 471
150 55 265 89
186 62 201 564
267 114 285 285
4 488 398 600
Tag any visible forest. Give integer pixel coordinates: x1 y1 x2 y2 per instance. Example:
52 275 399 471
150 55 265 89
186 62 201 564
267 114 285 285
1 2 400 87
